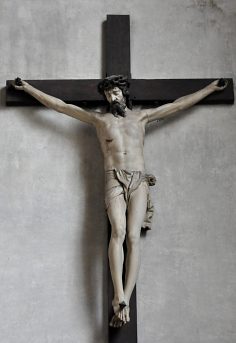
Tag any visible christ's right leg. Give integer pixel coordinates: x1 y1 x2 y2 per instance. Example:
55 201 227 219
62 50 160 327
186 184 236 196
107 194 127 321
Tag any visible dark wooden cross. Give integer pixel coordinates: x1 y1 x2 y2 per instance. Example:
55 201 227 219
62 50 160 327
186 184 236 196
6 15 234 343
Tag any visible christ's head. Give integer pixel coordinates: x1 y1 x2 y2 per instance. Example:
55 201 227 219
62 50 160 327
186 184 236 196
98 75 132 117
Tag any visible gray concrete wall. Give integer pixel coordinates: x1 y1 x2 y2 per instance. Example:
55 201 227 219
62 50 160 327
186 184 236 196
0 1 235 342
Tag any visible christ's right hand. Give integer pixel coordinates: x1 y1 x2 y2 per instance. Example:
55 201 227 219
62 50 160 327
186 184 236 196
12 77 28 90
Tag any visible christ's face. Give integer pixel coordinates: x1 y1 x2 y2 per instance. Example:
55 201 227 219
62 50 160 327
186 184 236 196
104 86 127 117
104 87 124 104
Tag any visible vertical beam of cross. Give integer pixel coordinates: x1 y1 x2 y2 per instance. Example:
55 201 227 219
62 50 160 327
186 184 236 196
105 15 138 343
105 15 131 78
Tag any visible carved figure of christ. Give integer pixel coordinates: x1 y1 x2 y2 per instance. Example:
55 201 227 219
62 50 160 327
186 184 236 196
13 75 227 327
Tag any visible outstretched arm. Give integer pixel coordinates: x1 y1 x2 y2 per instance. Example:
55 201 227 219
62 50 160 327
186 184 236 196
144 79 227 123
13 78 98 125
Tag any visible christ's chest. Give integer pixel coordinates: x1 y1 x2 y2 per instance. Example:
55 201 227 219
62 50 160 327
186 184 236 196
100 116 144 143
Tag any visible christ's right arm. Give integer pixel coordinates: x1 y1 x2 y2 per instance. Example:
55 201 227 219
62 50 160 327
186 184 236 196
13 79 97 125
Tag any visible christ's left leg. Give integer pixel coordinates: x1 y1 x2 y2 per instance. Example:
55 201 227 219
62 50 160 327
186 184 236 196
118 182 148 324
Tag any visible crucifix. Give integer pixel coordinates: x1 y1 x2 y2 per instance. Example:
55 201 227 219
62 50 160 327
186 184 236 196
6 15 234 343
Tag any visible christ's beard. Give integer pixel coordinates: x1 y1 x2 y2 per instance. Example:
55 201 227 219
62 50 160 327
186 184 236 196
110 101 127 117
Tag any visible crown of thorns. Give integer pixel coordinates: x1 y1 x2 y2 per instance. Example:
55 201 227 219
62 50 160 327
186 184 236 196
98 75 130 95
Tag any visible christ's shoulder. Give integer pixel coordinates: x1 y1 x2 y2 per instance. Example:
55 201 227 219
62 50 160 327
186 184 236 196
130 107 149 123
92 111 113 127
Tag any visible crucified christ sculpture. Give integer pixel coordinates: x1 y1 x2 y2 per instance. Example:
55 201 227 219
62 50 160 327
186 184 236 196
13 75 227 328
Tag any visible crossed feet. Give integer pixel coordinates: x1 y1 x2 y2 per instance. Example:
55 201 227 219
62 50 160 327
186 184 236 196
109 300 130 328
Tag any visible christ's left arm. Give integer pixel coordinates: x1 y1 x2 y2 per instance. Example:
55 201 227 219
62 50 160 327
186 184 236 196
141 79 227 124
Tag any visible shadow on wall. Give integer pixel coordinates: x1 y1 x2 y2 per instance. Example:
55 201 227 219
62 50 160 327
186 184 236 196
1 92 108 343
0 87 6 105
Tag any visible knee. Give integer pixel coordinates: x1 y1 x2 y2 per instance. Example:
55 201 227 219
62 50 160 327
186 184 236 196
126 232 140 247
111 225 126 243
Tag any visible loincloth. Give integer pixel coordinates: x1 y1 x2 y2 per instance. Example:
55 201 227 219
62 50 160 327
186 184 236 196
105 169 156 231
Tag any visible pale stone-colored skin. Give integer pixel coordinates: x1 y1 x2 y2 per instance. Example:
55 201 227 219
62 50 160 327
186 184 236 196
14 79 226 327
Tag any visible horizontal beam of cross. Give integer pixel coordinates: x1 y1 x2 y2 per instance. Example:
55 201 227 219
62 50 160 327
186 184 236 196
6 78 234 106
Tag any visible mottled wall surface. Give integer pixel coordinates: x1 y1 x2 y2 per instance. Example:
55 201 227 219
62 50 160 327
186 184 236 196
0 1 236 343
